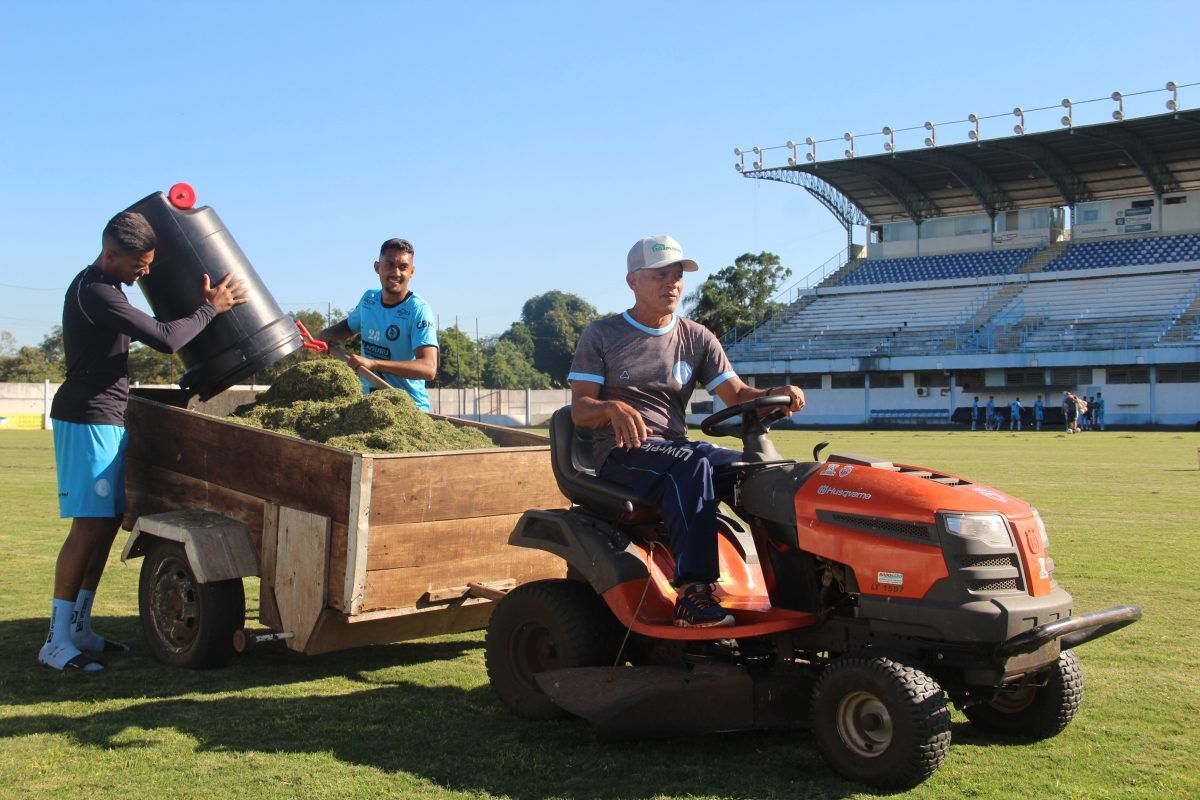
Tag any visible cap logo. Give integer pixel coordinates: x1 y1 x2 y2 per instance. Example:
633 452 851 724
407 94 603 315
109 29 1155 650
652 243 681 253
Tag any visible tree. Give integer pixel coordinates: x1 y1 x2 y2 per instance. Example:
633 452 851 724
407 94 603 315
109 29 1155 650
483 339 553 389
684 251 792 338
435 325 483 387
38 326 64 367
0 331 17 358
0 346 64 382
127 344 184 385
498 322 536 362
519 291 598 386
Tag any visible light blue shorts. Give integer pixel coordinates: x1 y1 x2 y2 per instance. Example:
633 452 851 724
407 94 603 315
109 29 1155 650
53 420 127 519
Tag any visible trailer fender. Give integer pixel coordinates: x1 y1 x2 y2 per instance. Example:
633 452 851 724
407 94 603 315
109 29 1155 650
121 509 259 583
509 509 648 594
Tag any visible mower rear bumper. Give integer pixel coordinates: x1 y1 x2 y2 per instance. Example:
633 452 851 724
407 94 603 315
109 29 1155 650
995 604 1142 658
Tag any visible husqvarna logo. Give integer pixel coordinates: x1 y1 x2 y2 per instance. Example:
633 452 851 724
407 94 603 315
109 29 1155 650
817 485 872 500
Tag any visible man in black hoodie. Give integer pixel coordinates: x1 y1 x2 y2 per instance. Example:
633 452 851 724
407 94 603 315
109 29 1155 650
41 211 247 672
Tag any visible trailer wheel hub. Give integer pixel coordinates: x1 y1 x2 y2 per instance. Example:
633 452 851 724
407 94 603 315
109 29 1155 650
148 553 200 654
836 691 894 758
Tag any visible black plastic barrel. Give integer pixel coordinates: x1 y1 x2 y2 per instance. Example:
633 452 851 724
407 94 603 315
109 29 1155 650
124 189 302 400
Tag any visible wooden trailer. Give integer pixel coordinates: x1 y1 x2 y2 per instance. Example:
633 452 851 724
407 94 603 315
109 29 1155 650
120 390 568 668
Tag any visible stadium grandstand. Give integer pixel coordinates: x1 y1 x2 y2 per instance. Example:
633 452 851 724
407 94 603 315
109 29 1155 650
726 89 1200 427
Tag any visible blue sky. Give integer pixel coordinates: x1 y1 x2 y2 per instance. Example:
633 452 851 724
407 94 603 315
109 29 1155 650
1 1 1197 346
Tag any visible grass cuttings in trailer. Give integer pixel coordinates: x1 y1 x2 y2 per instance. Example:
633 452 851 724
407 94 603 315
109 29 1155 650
230 360 495 453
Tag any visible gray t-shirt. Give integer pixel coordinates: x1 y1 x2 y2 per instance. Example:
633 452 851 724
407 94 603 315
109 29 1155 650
568 312 736 466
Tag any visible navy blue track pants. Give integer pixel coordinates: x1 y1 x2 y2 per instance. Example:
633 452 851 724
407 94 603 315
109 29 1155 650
599 438 741 586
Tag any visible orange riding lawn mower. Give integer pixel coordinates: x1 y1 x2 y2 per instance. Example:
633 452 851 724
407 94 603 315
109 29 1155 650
484 398 1141 790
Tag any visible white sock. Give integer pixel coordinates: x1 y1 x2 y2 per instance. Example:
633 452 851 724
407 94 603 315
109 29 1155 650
71 589 105 652
39 598 100 671
72 589 128 653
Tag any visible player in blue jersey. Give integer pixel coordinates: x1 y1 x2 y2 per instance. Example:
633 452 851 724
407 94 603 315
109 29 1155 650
319 239 439 409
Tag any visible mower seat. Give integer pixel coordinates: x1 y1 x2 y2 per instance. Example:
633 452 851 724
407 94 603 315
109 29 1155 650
549 406 660 523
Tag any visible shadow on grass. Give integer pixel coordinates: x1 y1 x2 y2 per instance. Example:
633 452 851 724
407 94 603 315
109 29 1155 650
1 612 869 798
0 615 480 704
0 677 868 799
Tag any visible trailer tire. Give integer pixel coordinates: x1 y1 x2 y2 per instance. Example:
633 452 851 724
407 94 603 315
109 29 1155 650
963 649 1082 739
138 538 245 669
485 579 620 720
811 654 951 790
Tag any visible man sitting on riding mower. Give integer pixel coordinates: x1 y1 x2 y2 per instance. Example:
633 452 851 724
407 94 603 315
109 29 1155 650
567 235 805 628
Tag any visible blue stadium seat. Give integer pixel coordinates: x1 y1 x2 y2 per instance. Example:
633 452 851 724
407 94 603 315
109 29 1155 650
840 247 1039 286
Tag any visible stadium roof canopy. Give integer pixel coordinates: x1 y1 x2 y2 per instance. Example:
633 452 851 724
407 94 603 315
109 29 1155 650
742 109 1200 227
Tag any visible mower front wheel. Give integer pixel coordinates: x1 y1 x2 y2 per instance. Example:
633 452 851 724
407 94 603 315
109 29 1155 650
811 654 951 790
963 649 1082 739
485 579 620 720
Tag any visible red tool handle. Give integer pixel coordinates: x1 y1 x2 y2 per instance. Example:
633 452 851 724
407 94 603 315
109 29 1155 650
295 320 328 353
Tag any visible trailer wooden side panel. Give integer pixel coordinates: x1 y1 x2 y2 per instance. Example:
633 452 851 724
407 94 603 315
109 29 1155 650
125 396 357 523
126 459 270 555
361 549 567 611
357 450 568 613
369 449 567 525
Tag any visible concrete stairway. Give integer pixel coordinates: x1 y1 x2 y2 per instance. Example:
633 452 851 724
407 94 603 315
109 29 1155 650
1160 289 1200 343
821 256 867 287
963 283 1024 331
1018 241 1070 274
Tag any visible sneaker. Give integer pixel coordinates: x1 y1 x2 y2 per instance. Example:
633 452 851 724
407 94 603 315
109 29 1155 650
673 583 735 628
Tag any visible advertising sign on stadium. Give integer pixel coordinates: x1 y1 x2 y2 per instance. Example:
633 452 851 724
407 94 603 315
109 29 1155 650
992 229 1050 248
1074 196 1160 239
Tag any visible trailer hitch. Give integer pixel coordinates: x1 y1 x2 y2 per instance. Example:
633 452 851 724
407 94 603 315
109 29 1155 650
995 604 1141 659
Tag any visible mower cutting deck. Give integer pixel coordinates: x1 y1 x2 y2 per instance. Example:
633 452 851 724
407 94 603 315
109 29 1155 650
485 399 1141 790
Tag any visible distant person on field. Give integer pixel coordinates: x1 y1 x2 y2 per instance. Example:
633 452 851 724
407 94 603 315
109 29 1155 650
318 238 439 410
1064 391 1082 434
986 396 996 431
44 211 247 672
1062 392 1072 432
1095 391 1105 430
971 396 980 431
1009 397 1022 431
1034 394 1044 431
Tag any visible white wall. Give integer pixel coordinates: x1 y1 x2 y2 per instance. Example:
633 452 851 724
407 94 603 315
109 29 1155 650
3 376 1194 429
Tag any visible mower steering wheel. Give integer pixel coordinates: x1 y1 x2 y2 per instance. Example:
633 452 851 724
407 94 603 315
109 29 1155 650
700 395 794 438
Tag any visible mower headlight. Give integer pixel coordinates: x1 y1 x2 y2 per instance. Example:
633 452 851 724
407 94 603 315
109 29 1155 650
943 513 1014 548
1031 508 1050 550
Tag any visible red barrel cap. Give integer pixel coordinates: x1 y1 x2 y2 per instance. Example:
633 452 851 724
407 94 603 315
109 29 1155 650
168 182 197 210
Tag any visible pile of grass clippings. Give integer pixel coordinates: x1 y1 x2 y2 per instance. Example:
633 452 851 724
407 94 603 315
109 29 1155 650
231 360 494 453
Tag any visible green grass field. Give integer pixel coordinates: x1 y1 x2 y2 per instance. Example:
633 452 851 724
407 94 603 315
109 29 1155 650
1 428 1197 800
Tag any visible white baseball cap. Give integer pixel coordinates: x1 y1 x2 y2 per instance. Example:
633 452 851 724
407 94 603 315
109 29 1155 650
627 235 699 274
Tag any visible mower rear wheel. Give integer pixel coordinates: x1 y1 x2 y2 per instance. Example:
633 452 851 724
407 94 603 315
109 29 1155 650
963 649 1082 739
485 579 621 720
811 654 951 790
